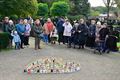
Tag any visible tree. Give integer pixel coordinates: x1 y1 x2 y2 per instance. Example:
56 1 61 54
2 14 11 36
37 0 69 7
0 0 38 17
37 3 49 16
69 0 90 18
91 6 107 14
50 1 70 16
115 0 120 8
90 10 100 17
103 0 115 20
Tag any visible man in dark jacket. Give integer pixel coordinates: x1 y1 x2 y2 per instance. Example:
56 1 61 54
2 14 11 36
99 23 110 53
56 18 65 45
2 17 9 32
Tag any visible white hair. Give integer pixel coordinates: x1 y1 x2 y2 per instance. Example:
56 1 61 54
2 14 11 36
97 21 101 25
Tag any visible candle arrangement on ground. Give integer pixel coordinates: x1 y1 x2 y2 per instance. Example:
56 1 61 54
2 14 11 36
24 57 80 74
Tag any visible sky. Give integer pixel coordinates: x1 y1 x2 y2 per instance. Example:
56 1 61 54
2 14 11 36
89 0 105 7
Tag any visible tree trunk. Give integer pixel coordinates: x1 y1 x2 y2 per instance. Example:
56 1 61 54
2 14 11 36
107 6 110 23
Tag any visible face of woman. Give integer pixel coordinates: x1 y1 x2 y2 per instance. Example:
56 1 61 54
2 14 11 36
9 22 13 25
35 19 40 25
80 19 84 24
65 21 69 25
24 19 28 24
97 24 101 28
9 20 13 25
91 20 96 25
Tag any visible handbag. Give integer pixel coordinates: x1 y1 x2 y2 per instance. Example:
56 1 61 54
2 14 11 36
38 33 44 39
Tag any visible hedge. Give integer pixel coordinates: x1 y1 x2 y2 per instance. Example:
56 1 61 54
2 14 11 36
0 32 9 49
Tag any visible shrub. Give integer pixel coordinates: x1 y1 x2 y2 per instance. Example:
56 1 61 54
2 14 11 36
50 1 70 17
9 15 18 20
0 32 9 49
37 3 49 17
67 15 85 21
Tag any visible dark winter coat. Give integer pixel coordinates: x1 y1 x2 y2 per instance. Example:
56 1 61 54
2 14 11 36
34 24 43 38
99 28 109 41
77 24 88 45
89 24 96 37
2 22 9 32
56 20 64 33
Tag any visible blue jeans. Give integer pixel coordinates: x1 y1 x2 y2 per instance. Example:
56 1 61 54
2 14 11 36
15 42 20 49
43 34 48 44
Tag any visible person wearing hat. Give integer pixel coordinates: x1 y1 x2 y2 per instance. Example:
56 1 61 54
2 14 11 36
11 31 21 50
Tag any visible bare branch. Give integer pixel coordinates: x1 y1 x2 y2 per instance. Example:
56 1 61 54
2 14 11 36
103 0 108 7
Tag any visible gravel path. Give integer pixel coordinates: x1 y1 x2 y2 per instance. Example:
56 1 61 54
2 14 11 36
0 38 120 80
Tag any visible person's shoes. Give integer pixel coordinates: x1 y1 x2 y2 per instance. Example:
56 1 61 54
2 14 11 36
78 46 81 49
98 50 102 55
35 48 38 50
59 43 60 45
38 47 41 49
102 50 105 53
106 50 110 54
81 46 84 49
21 47 24 49
67 45 71 48
53 42 56 44
73 45 76 49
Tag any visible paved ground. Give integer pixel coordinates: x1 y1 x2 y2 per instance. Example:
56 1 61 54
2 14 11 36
0 38 120 80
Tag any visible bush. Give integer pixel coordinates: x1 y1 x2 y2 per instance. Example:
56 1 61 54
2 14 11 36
50 1 70 17
37 3 49 17
67 15 85 21
0 32 9 49
9 15 18 20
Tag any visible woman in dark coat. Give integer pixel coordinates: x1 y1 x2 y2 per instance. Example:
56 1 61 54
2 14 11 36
77 19 88 49
86 20 96 48
99 23 110 52
7 20 15 48
71 21 79 48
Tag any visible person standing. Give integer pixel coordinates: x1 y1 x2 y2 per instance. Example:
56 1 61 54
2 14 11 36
63 19 73 47
24 19 31 46
7 20 15 48
43 18 55 43
16 19 25 49
11 31 21 50
2 17 9 32
86 20 96 48
99 23 109 53
56 18 65 45
71 21 79 48
77 19 88 49
34 19 43 50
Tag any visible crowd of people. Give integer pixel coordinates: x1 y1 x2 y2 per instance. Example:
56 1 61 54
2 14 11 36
0 16 119 54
